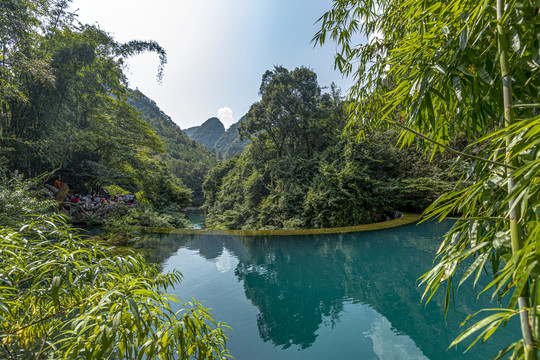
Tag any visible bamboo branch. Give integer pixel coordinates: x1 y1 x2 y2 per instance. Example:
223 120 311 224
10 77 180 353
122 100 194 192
386 119 517 170
2 343 14 360
34 327 53 360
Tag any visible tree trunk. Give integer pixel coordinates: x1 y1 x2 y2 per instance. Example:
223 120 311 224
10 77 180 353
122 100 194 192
497 0 538 358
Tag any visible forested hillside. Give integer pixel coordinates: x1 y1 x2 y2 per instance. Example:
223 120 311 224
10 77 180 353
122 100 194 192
183 117 225 150
0 5 213 217
185 116 249 158
202 67 461 230
213 116 250 158
128 91 219 205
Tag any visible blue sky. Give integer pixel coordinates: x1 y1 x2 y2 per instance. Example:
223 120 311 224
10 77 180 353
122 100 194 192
70 0 356 129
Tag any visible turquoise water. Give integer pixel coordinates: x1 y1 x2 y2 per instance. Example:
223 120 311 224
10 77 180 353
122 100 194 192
186 211 206 229
137 221 519 360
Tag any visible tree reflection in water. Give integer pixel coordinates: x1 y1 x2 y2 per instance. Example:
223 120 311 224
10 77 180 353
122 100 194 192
135 221 519 360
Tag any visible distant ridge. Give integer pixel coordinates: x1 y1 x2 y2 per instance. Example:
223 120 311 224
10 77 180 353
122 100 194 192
183 117 225 150
184 116 249 158
213 116 250 158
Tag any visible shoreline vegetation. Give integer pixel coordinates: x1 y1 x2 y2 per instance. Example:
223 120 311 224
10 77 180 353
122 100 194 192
139 212 421 237
0 178 230 359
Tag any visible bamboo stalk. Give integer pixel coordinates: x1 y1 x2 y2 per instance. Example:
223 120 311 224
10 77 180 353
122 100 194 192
496 0 538 358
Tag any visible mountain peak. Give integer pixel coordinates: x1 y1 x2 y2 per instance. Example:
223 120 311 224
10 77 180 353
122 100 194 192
201 117 225 132
183 117 225 150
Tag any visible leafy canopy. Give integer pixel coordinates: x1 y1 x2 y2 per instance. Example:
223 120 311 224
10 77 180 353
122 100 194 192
0 0 201 212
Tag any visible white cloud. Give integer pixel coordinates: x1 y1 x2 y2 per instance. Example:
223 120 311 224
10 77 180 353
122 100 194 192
217 107 235 128
366 316 428 360
215 248 233 273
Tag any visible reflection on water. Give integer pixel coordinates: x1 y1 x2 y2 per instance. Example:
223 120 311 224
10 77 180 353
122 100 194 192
135 221 519 360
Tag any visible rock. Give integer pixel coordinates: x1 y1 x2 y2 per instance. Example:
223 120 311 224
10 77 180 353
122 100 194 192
90 203 129 218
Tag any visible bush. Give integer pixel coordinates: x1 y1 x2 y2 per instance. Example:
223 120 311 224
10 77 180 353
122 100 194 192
0 215 230 359
0 176 230 358
0 173 55 227
282 218 305 230
104 184 130 196
102 205 192 243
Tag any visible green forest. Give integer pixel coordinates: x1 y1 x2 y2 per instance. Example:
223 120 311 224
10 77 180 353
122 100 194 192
0 1 220 222
1 0 539 359
202 66 460 230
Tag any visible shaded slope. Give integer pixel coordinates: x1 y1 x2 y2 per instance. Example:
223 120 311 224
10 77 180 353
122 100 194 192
184 117 225 150
213 116 250 158
128 90 218 206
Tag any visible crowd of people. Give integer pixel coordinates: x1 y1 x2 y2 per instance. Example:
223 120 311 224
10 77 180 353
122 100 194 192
68 193 137 210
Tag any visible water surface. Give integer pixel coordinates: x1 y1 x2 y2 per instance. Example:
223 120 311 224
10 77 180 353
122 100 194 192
186 211 206 229
136 221 518 360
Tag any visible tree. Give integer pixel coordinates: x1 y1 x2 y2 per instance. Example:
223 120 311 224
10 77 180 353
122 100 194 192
203 67 456 230
315 0 539 358
239 66 324 159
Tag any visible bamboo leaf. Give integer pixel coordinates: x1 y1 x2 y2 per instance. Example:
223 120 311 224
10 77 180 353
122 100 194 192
452 76 463 101
460 26 468 50
476 68 494 86
450 310 515 347
51 275 62 307
508 261 537 310
490 342 518 360
432 63 446 74
459 252 489 288
508 27 521 52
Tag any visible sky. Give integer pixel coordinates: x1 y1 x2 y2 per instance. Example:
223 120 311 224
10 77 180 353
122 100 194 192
69 0 355 129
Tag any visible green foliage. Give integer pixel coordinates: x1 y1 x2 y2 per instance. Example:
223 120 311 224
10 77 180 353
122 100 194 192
212 116 250 159
104 184 130 196
102 204 192 244
128 90 219 206
315 0 539 357
203 67 457 230
101 211 140 245
3 21 167 178
0 175 229 359
184 117 225 150
0 0 56 111
395 177 457 212
0 2 197 216
0 173 55 227
139 162 191 208
0 215 230 359
239 66 326 160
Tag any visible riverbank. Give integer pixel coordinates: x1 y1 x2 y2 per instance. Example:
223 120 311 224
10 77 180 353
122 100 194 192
138 213 421 236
